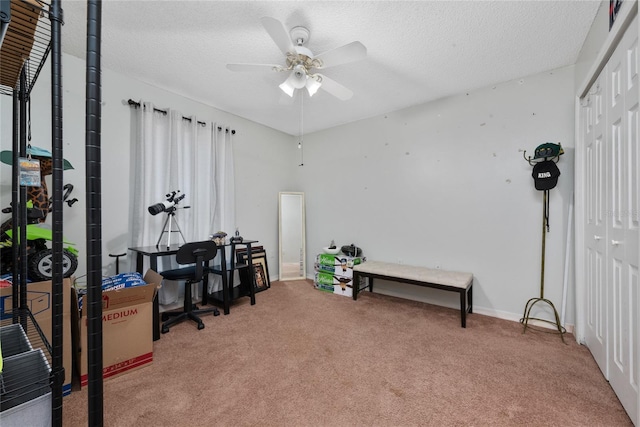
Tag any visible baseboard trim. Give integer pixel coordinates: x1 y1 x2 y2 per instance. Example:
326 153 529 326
471 306 575 335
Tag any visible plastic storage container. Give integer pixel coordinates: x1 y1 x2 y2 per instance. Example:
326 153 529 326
0 348 52 426
0 324 33 358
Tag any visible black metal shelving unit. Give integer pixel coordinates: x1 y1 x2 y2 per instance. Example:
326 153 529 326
3 2 105 425
0 0 51 96
0 0 64 425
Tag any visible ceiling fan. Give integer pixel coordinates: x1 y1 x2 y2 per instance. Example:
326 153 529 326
226 17 367 101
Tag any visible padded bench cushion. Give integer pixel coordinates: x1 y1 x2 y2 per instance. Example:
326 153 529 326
352 261 473 289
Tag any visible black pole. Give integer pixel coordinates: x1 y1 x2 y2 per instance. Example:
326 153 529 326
11 89 19 320
86 1 104 425
18 68 28 324
540 190 547 300
50 0 64 424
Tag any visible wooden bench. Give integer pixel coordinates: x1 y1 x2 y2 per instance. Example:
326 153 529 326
352 261 473 328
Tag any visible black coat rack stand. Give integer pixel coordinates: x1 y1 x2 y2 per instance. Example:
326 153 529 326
521 145 567 343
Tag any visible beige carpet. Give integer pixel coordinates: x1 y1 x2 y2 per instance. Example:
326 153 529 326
62 280 632 426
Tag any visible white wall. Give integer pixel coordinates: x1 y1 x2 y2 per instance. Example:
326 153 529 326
574 1 609 93
1 53 295 285
300 65 576 324
1 53 577 325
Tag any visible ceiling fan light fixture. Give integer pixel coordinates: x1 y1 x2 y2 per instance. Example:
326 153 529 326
280 71 304 97
292 64 308 88
228 18 366 102
279 79 295 97
306 76 322 97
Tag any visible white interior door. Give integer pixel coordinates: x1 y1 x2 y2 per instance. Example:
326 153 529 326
606 19 639 423
584 69 608 376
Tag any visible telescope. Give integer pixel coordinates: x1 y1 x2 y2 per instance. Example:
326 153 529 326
149 190 188 248
148 190 186 216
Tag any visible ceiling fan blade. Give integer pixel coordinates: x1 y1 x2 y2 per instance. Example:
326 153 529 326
261 17 295 56
313 41 367 68
226 63 284 72
316 74 353 101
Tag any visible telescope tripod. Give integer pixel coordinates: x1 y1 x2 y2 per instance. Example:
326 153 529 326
156 209 186 249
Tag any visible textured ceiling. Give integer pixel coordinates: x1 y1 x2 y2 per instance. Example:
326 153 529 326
60 1 601 136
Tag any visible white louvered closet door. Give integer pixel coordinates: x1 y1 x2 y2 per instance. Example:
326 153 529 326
581 15 639 426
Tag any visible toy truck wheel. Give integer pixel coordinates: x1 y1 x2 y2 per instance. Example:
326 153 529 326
28 248 79 281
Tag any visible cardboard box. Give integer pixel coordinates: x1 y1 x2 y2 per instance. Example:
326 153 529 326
315 254 364 269
313 282 334 293
0 278 75 396
314 262 354 278
314 272 354 298
79 270 160 387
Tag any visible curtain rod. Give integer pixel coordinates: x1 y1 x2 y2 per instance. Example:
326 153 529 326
127 99 236 134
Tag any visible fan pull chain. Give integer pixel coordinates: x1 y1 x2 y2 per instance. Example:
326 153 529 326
299 93 304 166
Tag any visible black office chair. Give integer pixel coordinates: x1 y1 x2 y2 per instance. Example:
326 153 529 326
159 241 220 333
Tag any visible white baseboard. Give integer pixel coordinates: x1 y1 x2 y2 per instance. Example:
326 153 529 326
466 306 575 335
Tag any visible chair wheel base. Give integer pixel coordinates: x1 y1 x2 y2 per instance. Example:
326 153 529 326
213 309 220 316
197 323 205 330
161 326 170 334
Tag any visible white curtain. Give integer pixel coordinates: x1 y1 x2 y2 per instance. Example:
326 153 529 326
130 102 236 303
212 124 235 236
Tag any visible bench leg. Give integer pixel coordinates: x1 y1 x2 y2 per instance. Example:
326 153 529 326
468 284 473 314
353 273 374 300
353 272 359 300
460 289 467 328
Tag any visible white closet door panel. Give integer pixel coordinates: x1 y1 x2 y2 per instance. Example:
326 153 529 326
585 70 609 375
607 17 639 425
625 35 639 413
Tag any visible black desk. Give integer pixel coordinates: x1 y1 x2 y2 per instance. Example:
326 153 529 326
205 239 258 315
129 240 258 340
